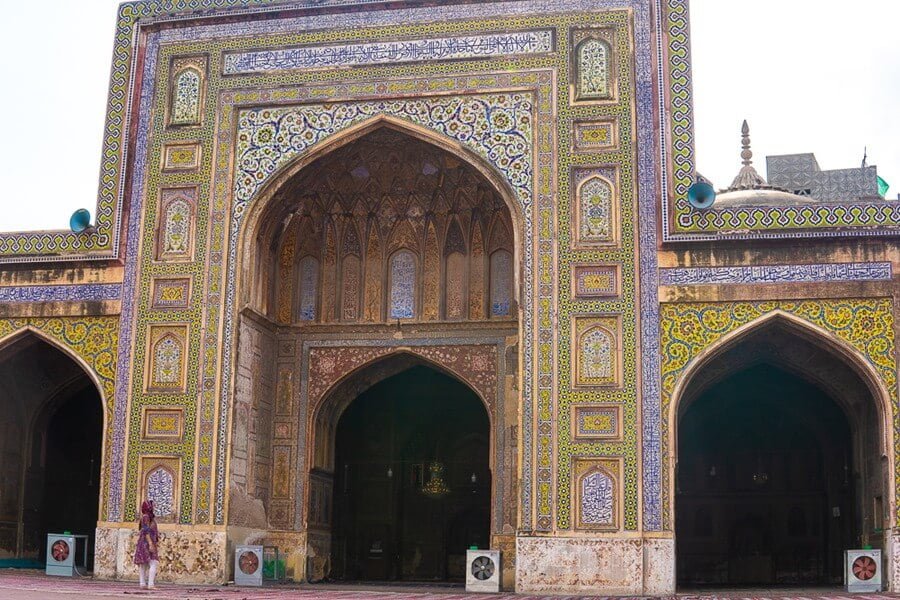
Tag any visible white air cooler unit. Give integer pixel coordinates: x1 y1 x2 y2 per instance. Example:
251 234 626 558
234 545 264 586
466 549 501 593
845 549 882 593
45 534 77 577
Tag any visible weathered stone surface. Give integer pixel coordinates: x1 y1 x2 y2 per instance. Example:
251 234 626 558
643 537 675 595
516 536 642 594
95 525 226 584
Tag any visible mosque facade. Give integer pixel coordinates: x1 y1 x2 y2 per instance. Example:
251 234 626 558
0 0 898 593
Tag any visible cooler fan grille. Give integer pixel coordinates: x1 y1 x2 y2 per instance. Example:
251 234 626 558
852 555 878 581
471 555 495 580
239 550 260 575
51 540 70 562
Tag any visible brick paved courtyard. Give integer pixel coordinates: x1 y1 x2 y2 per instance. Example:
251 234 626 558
0 571 897 600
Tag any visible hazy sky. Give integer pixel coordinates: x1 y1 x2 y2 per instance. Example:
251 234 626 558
0 0 896 232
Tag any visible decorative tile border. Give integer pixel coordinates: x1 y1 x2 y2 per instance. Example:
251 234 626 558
223 29 555 74
660 262 894 286
0 284 121 303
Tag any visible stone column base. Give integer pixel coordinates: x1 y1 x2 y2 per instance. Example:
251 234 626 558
515 535 674 595
94 524 227 584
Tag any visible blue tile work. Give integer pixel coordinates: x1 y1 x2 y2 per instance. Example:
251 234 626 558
223 29 554 74
0 284 121 302
660 262 893 286
108 0 664 532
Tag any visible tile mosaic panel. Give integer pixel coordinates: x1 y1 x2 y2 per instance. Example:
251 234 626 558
146 325 188 393
572 404 621 440
389 250 417 320
150 278 191 309
572 316 620 388
223 29 554 74
489 250 513 317
156 188 196 262
162 142 202 172
572 457 620 530
298 257 319 322
168 56 207 127
659 299 898 529
573 119 619 152
141 407 185 441
571 264 620 298
573 167 619 248
571 28 617 103
140 456 181 523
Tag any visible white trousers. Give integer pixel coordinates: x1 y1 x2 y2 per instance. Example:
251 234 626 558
138 560 158 588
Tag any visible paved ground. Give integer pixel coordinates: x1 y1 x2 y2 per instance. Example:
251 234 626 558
0 571 897 600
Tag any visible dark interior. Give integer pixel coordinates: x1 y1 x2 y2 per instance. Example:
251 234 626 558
0 336 102 568
330 365 490 582
676 364 854 586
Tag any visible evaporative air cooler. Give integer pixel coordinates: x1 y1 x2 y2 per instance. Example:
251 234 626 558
845 549 882 593
45 534 77 577
234 545 264 586
466 549 501 593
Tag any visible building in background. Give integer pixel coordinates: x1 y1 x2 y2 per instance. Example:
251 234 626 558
767 152 890 201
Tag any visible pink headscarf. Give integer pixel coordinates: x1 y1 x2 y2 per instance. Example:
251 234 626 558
141 500 155 520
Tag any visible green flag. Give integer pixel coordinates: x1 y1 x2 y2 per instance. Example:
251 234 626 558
877 175 889 197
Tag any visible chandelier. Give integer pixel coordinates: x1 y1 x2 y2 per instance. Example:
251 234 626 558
421 461 451 499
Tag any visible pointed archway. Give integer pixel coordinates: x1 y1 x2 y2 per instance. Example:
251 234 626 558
671 314 890 587
0 331 103 569
225 119 521 587
313 355 491 582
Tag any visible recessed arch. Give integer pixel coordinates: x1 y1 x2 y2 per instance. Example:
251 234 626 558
235 114 525 316
308 352 493 582
670 309 894 586
224 110 523 584
310 349 495 463
0 326 109 412
0 327 105 567
668 310 893 466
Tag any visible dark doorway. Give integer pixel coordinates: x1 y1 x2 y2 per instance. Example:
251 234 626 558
330 365 490 582
0 336 103 568
676 364 854 586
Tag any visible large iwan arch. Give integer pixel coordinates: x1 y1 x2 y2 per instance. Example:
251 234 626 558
669 312 892 586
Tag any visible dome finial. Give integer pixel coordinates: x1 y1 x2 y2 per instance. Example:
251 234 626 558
726 119 768 191
740 119 752 167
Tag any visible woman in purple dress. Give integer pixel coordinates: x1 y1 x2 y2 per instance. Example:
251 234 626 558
134 500 159 589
